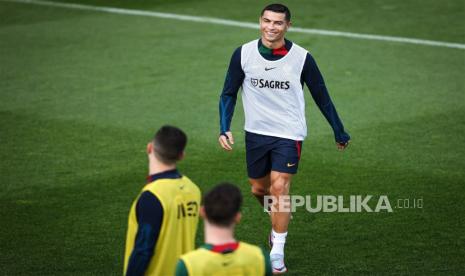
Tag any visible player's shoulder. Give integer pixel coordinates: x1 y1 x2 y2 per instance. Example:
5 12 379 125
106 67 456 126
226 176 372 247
180 174 195 185
229 40 251 56
239 39 260 53
242 39 259 47
290 41 315 62
180 246 209 259
289 41 315 67
288 40 309 56
230 39 257 55
180 175 201 193
143 175 199 193
237 241 263 254
237 242 269 271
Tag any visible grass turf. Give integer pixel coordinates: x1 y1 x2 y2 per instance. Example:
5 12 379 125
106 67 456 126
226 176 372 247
1 0 464 274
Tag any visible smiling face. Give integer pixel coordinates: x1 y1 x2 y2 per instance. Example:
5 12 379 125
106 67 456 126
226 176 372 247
260 10 291 46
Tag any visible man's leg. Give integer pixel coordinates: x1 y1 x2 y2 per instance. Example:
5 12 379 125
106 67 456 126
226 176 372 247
270 171 292 232
249 174 271 208
269 170 292 274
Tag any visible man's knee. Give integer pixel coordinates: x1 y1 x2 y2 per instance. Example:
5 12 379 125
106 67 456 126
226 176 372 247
270 183 287 196
270 173 292 196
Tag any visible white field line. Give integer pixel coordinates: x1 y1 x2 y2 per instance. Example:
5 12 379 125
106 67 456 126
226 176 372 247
2 0 465 50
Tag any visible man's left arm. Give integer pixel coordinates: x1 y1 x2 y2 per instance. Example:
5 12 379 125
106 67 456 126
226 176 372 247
301 53 350 148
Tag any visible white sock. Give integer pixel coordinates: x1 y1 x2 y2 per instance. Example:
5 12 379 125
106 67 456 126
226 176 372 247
270 230 287 256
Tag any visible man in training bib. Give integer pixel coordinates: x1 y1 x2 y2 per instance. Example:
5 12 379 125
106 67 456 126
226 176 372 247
124 126 201 276
176 183 272 276
218 3 350 273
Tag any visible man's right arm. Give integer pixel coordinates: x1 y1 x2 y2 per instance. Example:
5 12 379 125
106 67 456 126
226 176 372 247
125 192 163 276
219 47 245 135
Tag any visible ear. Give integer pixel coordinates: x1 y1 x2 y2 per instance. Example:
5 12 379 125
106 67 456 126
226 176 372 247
178 151 185 161
200 206 206 219
147 142 153 155
286 20 292 29
234 212 242 224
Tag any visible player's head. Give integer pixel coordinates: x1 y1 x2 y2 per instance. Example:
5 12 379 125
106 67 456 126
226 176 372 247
260 3 291 43
147 125 187 165
201 183 243 227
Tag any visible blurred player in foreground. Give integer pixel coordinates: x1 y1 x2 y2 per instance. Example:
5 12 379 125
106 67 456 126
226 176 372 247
124 125 201 276
176 183 272 276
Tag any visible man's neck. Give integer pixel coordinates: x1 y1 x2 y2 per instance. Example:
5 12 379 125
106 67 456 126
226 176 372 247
148 157 176 175
204 221 236 245
261 37 285 49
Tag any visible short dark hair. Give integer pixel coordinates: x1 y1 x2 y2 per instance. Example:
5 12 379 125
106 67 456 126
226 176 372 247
261 3 291 21
203 183 243 227
152 125 187 165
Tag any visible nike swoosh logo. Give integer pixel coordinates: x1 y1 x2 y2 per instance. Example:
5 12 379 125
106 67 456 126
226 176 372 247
287 163 296 167
265 67 276 71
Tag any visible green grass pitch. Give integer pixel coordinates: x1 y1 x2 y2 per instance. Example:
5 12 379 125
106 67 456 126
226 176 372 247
1 0 464 274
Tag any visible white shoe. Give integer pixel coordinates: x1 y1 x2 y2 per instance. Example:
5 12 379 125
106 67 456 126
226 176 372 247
270 254 287 274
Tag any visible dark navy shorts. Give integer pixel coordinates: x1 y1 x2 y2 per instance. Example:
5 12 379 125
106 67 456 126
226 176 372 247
245 131 303 179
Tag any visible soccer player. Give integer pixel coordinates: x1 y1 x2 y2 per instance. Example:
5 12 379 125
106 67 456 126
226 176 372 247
124 125 201 276
175 183 272 276
218 3 350 273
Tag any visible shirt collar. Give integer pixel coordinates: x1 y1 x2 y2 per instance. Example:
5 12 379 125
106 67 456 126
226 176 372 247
258 38 292 55
202 242 239 254
146 169 182 183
